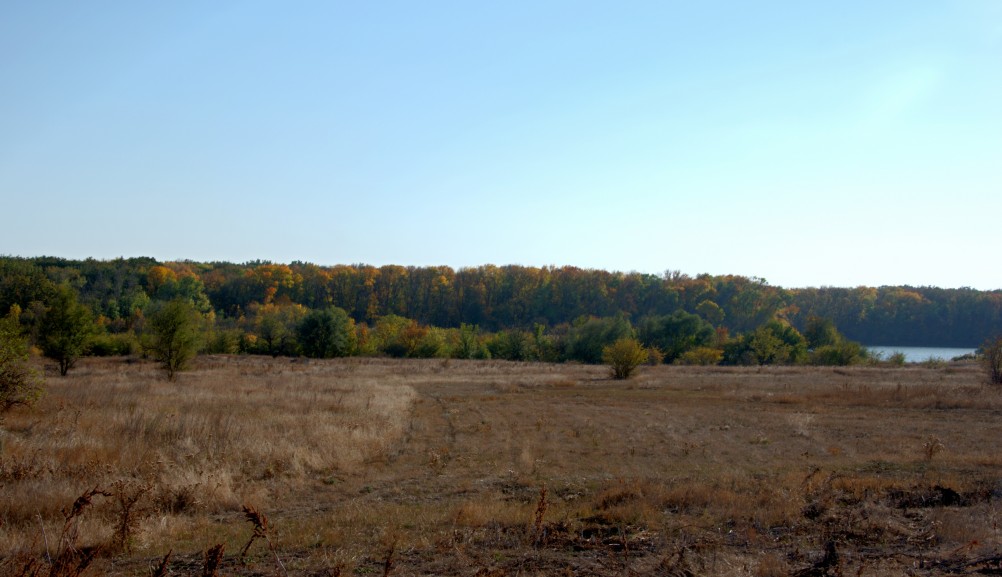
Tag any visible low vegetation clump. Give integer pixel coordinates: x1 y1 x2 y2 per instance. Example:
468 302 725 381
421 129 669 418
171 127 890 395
0 356 999 576
601 337 648 379
0 308 43 411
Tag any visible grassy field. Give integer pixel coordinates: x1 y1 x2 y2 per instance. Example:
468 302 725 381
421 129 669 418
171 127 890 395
1 356 1001 576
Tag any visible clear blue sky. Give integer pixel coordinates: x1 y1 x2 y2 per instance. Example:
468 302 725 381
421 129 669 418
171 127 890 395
2 1 1000 289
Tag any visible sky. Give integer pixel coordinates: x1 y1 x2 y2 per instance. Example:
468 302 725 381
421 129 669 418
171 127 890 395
2 1 1001 290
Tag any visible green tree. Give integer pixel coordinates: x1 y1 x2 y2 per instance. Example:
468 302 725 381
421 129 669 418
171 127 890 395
565 316 633 364
145 299 202 380
153 273 212 313
723 320 807 365
803 316 840 350
695 299 725 326
297 307 357 358
637 311 715 363
0 259 57 318
487 329 533 361
412 327 449 358
371 314 413 357
253 303 307 356
452 323 490 359
39 285 95 376
1 307 44 410
801 316 868 366
602 337 648 379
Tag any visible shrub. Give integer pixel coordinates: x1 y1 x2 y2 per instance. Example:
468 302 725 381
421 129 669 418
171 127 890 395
809 341 866 366
0 309 43 411
646 347 664 365
204 329 243 355
723 320 808 365
676 346 723 366
87 332 139 356
602 337 648 379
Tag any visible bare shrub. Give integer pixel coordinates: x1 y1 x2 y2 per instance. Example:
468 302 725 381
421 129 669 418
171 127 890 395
109 479 151 553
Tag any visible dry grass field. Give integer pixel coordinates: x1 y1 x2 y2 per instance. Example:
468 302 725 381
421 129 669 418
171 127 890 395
2 356 1001 576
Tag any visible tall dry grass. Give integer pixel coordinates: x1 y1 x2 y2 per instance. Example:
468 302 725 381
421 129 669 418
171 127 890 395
0 356 416 559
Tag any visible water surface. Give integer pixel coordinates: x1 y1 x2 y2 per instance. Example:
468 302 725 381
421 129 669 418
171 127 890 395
866 346 975 363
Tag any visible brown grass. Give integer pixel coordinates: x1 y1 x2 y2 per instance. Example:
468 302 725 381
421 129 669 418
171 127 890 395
1 356 1000 575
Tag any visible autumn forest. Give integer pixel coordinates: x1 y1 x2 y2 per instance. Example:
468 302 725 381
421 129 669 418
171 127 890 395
2 256 1000 372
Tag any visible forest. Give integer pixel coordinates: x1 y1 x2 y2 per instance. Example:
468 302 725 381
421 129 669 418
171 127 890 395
1 256 1000 373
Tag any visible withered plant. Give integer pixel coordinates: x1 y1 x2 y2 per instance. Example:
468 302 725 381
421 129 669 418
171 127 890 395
109 479 151 553
239 505 288 576
150 550 172 577
203 544 224 577
531 485 548 546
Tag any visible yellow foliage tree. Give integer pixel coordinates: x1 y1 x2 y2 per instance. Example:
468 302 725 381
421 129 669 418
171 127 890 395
602 337 648 380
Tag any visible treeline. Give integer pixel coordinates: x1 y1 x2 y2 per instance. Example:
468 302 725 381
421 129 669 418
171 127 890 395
791 286 1002 347
1 257 1000 367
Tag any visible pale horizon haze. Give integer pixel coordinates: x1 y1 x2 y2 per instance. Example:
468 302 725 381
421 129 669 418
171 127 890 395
2 2 1000 290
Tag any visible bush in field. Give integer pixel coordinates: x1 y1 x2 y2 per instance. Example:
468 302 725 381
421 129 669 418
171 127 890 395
0 308 43 410
983 336 1002 385
602 337 648 379
676 346 724 366
145 299 202 380
886 351 906 366
204 328 243 354
809 341 867 366
87 332 139 356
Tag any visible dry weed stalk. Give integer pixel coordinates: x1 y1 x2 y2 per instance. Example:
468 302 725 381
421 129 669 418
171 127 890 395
239 505 268 559
791 539 841 577
381 539 396 577
923 436 945 461
109 479 151 553
151 550 172 577
239 505 288 577
532 485 548 546
39 487 112 577
203 544 224 577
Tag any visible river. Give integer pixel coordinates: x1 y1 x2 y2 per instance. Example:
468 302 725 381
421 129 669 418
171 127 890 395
865 346 976 363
